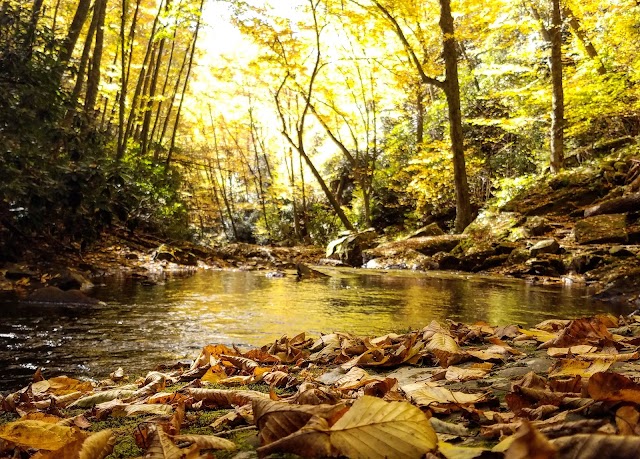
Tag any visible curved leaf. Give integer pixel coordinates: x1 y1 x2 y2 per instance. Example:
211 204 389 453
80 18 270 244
329 396 437 459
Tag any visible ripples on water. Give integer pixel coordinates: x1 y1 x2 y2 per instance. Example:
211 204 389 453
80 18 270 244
0 268 630 391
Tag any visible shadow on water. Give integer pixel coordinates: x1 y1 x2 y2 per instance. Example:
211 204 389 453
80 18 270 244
0 268 631 391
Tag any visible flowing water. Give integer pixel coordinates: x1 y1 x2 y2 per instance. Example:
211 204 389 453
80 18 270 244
0 268 630 391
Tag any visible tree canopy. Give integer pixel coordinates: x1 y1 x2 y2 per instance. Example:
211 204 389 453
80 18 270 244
1 0 639 252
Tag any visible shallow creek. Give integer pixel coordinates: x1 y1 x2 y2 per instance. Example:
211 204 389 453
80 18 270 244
0 268 630 391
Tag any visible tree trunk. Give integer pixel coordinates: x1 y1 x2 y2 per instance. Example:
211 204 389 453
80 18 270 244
439 0 473 232
84 0 106 112
165 0 204 173
550 0 564 173
563 6 606 75
57 0 91 77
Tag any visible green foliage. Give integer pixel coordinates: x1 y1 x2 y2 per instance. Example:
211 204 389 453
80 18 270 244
0 1 191 257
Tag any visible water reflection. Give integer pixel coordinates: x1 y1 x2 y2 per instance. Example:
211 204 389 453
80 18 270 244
0 268 631 391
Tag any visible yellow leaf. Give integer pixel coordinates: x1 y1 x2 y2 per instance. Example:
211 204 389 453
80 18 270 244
79 429 116 459
439 441 488 459
0 420 81 450
329 396 437 459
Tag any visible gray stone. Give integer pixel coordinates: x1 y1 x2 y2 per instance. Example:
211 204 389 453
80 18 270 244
609 245 635 257
574 214 627 244
530 239 560 257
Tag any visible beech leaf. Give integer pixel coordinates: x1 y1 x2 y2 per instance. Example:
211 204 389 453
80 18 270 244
328 395 437 459
78 429 116 459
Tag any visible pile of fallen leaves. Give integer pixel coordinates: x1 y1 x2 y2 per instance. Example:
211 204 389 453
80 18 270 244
2 313 640 458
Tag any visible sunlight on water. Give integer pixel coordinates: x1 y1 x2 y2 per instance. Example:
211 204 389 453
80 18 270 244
0 268 629 391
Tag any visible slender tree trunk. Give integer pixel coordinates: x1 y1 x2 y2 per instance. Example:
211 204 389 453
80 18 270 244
124 0 163 144
563 6 606 75
150 27 177 160
550 0 565 173
116 0 128 160
69 3 99 114
165 0 204 173
84 0 106 112
439 0 472 232
25 0 45 57
57 0 91 77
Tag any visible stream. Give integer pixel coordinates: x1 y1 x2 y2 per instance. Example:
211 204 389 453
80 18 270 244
0 268 630 391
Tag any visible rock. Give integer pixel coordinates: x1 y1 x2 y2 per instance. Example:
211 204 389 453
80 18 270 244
529 239 560 257
152 245 198 266
508 248 531 264
265 271 286 278
407 223 444 238
326 229 377 267
297 263 329 279
4 264 37 280
363 234 466 262
48 269 93 291
569 254 604 274
525 256 566 277
609 245 635 257
574 214 627 244
27 286 103 305
434 253 461 270
524 216 552 236
463 211 524 241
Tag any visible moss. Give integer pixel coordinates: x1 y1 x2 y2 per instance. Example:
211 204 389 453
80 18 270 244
0 412 19 425
182 409 231 435
105 433 143 459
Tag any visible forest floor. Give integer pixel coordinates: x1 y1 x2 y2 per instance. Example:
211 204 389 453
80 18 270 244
2 312 640 458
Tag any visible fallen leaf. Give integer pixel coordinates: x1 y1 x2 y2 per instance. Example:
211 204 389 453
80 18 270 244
588 371 640 403
505 421 557 459
253 398 346 444
78 429 116 459
70 389 137 408
444 366 489 382
0 419 83 451
550 433 640 459
173 434 237 450
331 396 437 458
257 396 437 459
401 382 488 407
548 359 612 379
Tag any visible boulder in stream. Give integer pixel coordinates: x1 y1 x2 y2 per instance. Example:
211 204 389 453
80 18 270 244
27 286 103 305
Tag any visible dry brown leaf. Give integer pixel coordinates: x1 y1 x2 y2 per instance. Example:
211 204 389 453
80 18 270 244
401 381 487 407
547 345 598 357
505 421 557 459
444 366 489 382
253 398 347 445
146 425 199 459
185 387 268 407
425 332 466 367
616 405 640 435
538 317 616 350
172 433 237 451
588 371 640 403
78 429 116 459
46 376 94 396
191 344 238 370
550 433 640 459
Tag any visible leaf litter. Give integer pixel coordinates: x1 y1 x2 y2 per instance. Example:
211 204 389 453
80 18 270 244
2 314 640 457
